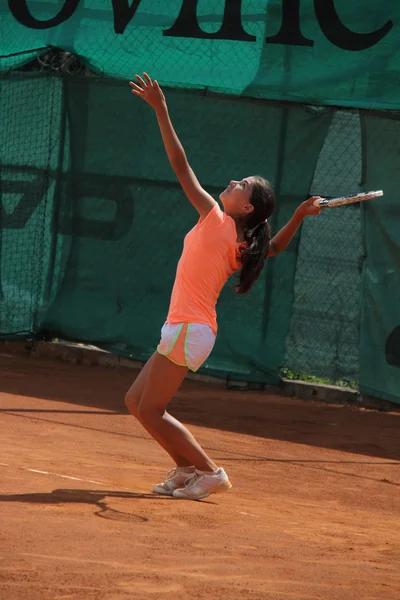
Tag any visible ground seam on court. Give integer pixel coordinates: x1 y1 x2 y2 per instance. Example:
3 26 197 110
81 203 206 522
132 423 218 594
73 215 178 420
0 462 139 492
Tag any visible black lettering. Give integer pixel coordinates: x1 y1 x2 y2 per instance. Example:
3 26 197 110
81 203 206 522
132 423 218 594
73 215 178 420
59 175 134 240
112 0 142 35
8 0 80 29
163 0 255 42
266 0 314 47
0 176 51 229
314 0 393 51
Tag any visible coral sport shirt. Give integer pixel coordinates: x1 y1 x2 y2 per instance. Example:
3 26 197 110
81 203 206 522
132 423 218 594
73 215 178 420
166 203 245 335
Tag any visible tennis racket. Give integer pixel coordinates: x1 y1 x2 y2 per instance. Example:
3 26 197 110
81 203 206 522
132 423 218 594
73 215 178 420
313 190 383 208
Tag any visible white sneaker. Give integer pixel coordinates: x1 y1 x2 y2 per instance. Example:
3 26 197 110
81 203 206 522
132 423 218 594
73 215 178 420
172 467 232 500
153 467 196 496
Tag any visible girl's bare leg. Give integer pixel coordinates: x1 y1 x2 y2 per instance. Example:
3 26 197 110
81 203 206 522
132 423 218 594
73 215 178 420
125 354 190 466
125 352 216 472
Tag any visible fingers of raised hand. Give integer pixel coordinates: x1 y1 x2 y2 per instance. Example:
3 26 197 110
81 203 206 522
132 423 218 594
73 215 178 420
129 81 144 94
143 72 153 87
129 73 164 105
135 74 147 88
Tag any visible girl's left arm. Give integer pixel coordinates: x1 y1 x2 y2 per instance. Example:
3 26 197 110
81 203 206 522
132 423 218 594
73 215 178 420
267 197 321 257
130 73 216 220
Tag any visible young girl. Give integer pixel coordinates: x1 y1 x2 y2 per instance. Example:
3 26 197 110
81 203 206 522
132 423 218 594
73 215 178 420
125 73 321 501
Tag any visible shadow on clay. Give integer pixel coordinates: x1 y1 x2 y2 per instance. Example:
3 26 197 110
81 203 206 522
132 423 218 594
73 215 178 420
0 488 217 520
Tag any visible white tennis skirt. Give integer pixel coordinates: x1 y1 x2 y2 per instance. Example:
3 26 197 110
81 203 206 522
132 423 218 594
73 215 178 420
157 322 216 372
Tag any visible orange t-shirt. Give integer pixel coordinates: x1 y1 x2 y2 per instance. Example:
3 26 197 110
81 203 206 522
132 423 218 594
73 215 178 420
166 203 244 334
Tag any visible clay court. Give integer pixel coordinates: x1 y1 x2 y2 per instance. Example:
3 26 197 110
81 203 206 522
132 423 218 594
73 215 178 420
1 349 399 600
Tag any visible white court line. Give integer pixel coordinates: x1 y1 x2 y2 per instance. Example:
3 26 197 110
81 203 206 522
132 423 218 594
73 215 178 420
0 462 137 492
28 469 50 475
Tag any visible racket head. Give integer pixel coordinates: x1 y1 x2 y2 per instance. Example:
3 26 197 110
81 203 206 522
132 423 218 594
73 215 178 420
314 190 383 208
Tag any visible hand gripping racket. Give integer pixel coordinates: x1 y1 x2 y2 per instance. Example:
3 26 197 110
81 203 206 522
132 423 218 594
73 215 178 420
313 190 383 208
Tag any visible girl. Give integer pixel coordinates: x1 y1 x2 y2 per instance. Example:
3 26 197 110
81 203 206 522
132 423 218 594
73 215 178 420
125 73 321 501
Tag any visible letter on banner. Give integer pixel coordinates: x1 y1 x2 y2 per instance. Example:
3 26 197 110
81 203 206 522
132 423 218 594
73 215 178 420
8 0 80 29
0 177 51 229
266 0 314 47
112 0 143 35
164 0 256 42
58 177 134 241
314 0 393 51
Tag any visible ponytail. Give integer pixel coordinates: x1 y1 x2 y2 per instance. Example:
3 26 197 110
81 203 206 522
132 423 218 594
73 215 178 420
235 220 272 295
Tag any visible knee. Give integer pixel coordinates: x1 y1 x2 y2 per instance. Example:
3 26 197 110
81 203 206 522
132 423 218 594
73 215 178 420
124 390 140 418
136 403 164 423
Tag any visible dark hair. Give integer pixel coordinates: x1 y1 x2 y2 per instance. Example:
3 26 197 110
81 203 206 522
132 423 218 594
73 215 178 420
236 176 276 295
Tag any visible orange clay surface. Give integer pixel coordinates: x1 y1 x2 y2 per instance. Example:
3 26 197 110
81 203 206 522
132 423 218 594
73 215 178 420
0 351 400 600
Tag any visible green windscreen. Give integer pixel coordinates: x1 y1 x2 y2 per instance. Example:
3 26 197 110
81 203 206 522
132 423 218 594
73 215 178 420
0 73 331 384
1 1 400 402
0 1 399 109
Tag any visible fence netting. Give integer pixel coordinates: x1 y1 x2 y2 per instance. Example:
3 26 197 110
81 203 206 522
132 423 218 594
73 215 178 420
1 51 399 403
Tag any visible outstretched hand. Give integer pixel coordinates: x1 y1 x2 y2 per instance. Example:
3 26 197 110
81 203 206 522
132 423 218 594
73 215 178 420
296 196 322 217
129 73 166 111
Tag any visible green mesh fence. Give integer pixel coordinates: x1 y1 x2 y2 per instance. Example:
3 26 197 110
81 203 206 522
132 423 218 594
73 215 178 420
359 112 400 404
0 65 330 384
283 111 364 386
1 48 400 403
0 73 63 337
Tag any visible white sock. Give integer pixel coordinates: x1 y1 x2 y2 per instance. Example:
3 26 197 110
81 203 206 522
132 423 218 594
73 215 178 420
195 467 218 475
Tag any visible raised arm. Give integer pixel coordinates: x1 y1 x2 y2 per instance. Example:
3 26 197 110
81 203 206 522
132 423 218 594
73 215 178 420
267 197 321 257
130 73 216 220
